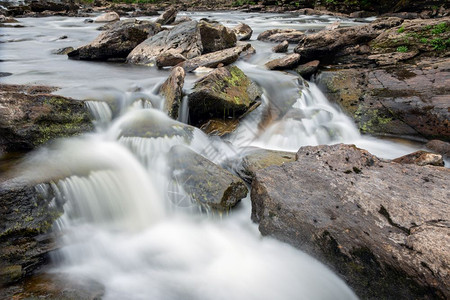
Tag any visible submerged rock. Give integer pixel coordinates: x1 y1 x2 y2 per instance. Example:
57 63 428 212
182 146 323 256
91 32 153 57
257 29 304 43
232 23 253 41
0 85 93 153
155 6 178 25
393 150 444 166
188 66 261 127
168 145 247 211
265 53 301 70
272 40 288 53
160 66 185 120
251 144 450 299
52 46 74 55
95 12 120 23
178 43 254 72
68 19 160 61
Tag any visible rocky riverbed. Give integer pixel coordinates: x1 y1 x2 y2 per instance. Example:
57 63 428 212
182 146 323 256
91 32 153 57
0 2 449 299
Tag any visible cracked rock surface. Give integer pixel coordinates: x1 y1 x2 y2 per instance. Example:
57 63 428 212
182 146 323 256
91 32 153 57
251 144 450 299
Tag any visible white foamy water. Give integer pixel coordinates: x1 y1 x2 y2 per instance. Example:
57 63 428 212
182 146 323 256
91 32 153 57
0 11 427 299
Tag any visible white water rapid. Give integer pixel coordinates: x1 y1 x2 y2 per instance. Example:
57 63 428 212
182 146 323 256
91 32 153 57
0 11 427 300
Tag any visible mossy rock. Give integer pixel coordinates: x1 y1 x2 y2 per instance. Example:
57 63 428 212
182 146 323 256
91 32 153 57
188 66 261 127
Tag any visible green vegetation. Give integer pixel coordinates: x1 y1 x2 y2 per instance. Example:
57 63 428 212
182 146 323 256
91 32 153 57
396 46 408 53
431 22 449 35
232 0 256 6
429 38 450 51
397 26 405 34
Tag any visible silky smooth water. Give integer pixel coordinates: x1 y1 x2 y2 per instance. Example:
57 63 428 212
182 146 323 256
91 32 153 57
0 11 425 299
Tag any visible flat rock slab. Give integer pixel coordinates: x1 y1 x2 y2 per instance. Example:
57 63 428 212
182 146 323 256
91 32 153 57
265 53 301 70
251 144 450 299
257 29 304 43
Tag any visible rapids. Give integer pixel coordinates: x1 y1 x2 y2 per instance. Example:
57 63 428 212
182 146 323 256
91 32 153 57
0 11 426 299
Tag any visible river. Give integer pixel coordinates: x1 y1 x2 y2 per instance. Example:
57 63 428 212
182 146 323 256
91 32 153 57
0 11 425 299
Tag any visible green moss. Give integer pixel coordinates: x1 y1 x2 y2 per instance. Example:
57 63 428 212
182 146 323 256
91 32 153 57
397 26 405 34
356 108 393 134
396 45 408 53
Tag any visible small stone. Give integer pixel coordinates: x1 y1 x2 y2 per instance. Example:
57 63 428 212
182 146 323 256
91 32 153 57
95 12 120 23
393 150 444 167
295 60 320 79
233 23 253 41
265 53 301 70
272 40 289 53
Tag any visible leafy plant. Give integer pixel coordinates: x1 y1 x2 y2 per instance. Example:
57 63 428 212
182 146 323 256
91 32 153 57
429 38 450 51
431 22 449 35
396 46 408 53
397 26 405 33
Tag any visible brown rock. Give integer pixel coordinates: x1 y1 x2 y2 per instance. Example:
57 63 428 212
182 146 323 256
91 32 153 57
198 20 237 54
272 40 288 53
425 140 450 158
232 23 253 41
155 52 186 68
155 6 178 25
188 66 261 127
160 66 185 120
257 28 304 43
251 144 450 299
95 11 120 23
295 60 320 79
265 53 301 70
178 43 254 72
393 150 444 166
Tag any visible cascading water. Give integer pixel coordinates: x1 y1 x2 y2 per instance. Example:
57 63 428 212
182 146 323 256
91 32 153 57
0 11 425 299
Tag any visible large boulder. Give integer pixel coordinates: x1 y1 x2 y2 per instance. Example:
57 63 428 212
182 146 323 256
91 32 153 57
155 6 178 25
294 17 403 63
317 58 450 141
68 19 161 61
188 66 261 127
127 20 203 66
178 43 254 72
251 144 450 299
160 66 185 120
0 183 63 286
0 85 93 153
198 20 237 54
168 145 247 211
257 29 304 43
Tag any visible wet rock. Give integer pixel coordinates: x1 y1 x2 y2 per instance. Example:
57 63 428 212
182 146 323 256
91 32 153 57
393 150 444 166
317 58 450 141
160 66 185 120
127 20 203 66
294 17 403 63
168 145 247 211
237 148 295 183
1 273 105 300
0 15 18 23
155 52 187 68
232 23 253 41
52 46 74 55
198 20 237 54
425 140 450 158
295 60 320 79
0 183 62 286
257 29 304 43
265 53 301 70
188 66 261 127
272 40 288 53
94 11 120 23
84 18 94 23
178 43 254 72
171 16 193 26
68 19 160 61
251 144 450 299
0 84 93 153
155 6 178 25
0 72 12 77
